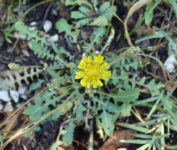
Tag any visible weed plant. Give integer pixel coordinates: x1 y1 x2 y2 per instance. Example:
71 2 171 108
0 0 177 149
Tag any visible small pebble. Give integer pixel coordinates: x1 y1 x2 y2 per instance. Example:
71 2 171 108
16 102 24 109
117 148 127 150
164 54 176 73
49 34 59 42
43 20 52 32
4 102 14 112
95 51 99 54
18 86 28 99
22 50 30 57
0 91 11 102
14 32 26 40
0 102 3 110
30 21 37 26
57 146 65 150
29 21 38 30
51 8 58 16
18 86 27 95
9 90 19 103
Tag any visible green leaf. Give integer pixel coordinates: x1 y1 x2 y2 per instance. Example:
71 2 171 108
57 101 74 115
146 80 164 96
91 27 106 44
76 18 91 27
99 1 111 12
0 135 4 142
23 105 39 115
8 63 22 70
145 0 161 25
99 2 117 20
145 2 153 24
103 101 119 113
138 143 152 150
103 5 117 20
75 104 85 119
90 15 108 26
14 21 40 41
121 139 151 144
30 80 44 91
55 18 72 35
65 0 92 8
115 88 140 103
70 31 80 43
0 78 15 89
120 103 132 117
29 40 44 54
91 0 98 8
71 11 86 19
136 30 167 43
62 121 75 145
118 123 149 133
51 111 61 120
168 0 177 16
79 6 91 15
30 108 46 121
15 22 54 60
100 111 114 136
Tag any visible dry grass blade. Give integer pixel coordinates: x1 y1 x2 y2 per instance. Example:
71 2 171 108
0 88 46 150
131 109 145 123
124 0 152 46
1 114 46 149
0 88 46 129
2 114 18 137
1 92 74 149
99 130 135 149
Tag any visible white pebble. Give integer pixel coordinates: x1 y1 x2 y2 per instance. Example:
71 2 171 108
14 32 26 40
18 86 28 99
16 103 24 109
52 9 58 16
0 103 3 110
22 50 30 57
18 86 27 99
56 146 65 150
21 95 27 100
117 148 127 150
29 21 37 30
43 20 52 32
0 91 11 102
9 90 19 103
49 34 59 42
4 102 14 112
164 54 176 73
18 86 27 95
30 21 37 26
29 27 37 30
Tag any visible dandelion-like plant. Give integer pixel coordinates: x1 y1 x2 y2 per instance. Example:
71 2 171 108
75 54 111 88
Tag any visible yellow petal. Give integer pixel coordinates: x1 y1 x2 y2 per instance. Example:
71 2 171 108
80 78 88 86
101 62 109 69
94 55 104 65
78 60 86 69
75 71 84 79
97 80 103 87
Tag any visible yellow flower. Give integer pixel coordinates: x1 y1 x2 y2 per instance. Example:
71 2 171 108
75 54 111 88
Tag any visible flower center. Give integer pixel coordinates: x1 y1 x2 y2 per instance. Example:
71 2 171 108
87 65 101 78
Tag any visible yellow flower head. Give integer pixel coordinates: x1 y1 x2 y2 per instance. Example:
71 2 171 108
75 54 111 88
